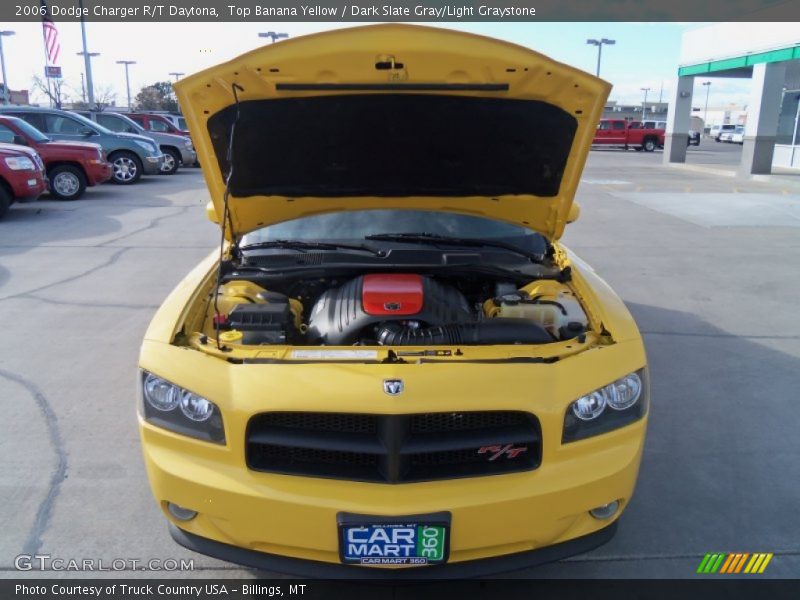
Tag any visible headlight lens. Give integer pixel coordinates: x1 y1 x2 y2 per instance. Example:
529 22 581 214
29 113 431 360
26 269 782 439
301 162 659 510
563 369 648 443
140 371 225 443
5 156 35 171
184 139 193 149
143 372 180 411
134 140 157 153
607 373 642 411
179 390 215 422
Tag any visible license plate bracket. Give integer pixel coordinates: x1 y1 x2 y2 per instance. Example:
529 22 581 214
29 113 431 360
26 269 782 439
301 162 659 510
337 512 451 567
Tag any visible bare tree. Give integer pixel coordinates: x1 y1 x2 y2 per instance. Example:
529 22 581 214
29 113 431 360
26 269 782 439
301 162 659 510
91 85 117 111
32 75 69 109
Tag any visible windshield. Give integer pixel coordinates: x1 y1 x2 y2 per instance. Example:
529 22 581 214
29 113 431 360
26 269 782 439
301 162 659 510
241 210 542 245
8 117 49 142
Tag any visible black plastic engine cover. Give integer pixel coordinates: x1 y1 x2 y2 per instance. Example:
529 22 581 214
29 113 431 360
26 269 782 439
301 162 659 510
306 275 471 345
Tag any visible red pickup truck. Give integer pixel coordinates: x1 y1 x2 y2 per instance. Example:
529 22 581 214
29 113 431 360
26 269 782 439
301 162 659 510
592 119 665 152
0 142 48 219
0 115 112 200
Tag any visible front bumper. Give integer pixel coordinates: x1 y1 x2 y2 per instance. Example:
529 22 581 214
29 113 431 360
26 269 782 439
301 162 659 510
86 161 113 185
170 520 618 578
139 337 647 575
179 147 197 166
142 154 165 174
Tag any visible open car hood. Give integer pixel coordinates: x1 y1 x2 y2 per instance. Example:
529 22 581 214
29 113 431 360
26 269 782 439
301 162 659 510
175 24 609 241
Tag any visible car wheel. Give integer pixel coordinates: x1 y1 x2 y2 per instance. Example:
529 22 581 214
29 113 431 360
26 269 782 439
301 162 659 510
49 165 87 200
110 151 143 185
160 148 180 175
0 186 10 220
642 138 656 152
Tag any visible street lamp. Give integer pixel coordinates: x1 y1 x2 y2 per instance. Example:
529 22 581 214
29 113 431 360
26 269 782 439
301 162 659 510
76 51 100 106
77 0 96 106
169 72 184 82
116 60 136 110
0 30 15 105
702 81 712 135
586 38 615 77
640 87 651 122
259 32 289 44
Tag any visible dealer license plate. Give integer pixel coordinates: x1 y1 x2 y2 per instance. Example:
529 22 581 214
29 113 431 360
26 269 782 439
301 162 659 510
338 512 451 566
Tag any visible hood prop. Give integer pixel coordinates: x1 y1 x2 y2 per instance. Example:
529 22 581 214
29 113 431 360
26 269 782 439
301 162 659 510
213 82 245 351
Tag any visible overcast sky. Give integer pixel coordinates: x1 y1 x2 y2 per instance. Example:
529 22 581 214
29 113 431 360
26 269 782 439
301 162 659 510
0 21 753 108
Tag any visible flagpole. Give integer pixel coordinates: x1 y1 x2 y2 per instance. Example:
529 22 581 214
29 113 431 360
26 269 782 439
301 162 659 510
39 0 53 107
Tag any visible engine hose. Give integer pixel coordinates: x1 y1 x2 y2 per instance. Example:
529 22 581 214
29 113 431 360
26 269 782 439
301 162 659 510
376 318 552 346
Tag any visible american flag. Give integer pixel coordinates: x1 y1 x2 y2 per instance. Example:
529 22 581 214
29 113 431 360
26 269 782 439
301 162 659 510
40 0 60 65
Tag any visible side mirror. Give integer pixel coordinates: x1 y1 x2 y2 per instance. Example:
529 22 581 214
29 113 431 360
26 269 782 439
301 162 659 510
80 128 95 136
13 135 28 146
567 202 581 224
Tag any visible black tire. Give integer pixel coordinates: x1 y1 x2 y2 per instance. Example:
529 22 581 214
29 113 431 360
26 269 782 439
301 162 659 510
0 186 10 220
48 165 87 200
160 148 180 175
642 138 657 152
109 151 143 185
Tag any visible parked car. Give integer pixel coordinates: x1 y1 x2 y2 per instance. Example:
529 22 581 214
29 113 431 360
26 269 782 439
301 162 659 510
0 142 48 219
720 130 735 143
0 115 112 200
730 126 745 145
74 111 196 175
127 112 189 137
710 124 736 142
0 106 163 185
137 111 189 134
688 130 701 146
139 24 650 576
593 119 664 151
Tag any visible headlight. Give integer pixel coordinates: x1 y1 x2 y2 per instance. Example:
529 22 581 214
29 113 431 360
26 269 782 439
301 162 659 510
140 371 225 443
563 369 648 443
5 156 35 171
184 139 193 149
134 140 157 153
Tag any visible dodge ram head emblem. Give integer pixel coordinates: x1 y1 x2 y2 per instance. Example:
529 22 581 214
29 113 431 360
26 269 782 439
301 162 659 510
383 379 404 395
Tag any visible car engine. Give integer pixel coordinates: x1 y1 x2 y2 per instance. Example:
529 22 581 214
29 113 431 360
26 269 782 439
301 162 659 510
209 273 589 347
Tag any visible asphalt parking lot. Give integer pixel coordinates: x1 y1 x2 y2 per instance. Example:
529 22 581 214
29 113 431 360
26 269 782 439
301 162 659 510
1 146 799 579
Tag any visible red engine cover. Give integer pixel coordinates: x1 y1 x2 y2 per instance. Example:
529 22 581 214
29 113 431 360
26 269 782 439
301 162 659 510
362 274 424 316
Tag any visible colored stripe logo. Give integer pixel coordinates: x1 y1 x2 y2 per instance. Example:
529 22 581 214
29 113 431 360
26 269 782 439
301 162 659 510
697 553 773 574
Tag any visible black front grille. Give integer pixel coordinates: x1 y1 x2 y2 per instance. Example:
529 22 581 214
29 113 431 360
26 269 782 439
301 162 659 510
246 411 541 483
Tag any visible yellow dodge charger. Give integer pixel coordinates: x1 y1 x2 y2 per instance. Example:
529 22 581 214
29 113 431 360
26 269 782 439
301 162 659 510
138 24 649 577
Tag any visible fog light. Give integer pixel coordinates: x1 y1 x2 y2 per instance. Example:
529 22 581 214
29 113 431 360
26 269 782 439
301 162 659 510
167 503 197 521
589 500 620 520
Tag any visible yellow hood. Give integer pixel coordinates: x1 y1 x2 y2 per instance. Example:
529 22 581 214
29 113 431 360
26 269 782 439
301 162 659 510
175 24 609 241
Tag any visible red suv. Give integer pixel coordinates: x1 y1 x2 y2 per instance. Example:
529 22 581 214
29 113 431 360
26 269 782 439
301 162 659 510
0 142 47 219
0 115 112 200
127 113 189 137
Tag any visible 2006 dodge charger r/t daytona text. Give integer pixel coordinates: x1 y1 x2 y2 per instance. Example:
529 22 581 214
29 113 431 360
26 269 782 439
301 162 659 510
138 24 649 577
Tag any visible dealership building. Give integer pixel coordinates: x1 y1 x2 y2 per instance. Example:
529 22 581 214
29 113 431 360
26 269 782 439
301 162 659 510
665 23 800 173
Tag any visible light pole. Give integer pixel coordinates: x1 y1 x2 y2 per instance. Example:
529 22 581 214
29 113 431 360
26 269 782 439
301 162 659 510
586 38 615 77
0 30 15 105
702 81 712 135
169 72 184 82
76 52 100 106
640 87 651 123
116 60 136 109
78 0 96 106
259 32 289 44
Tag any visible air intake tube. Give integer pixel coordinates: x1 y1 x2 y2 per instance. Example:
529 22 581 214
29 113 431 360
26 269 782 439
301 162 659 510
376 319 553 346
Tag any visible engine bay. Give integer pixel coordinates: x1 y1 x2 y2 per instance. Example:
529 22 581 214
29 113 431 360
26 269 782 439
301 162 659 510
199 270 590 349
